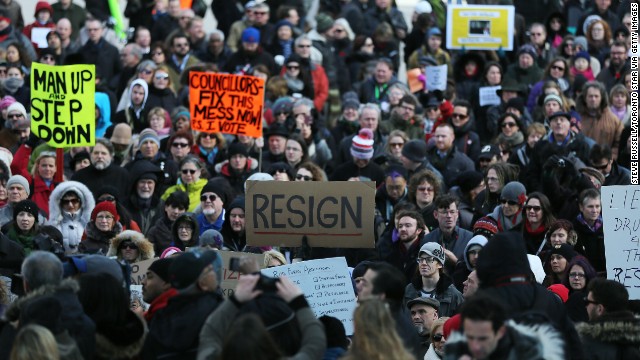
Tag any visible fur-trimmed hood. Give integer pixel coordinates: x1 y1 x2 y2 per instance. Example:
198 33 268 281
106 230 155 262
94 310 148 360
3 278 80 322
576 311 640 346
48 181 95 226
445 320 565 360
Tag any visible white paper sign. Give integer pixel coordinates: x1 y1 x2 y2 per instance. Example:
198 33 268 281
479 86 502 106
31 28 52 48
426 65 448 91
262 257 357 334
601 186 640 299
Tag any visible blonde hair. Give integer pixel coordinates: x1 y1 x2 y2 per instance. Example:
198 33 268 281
343 299 415 360
31 151 56 178
430 316 450 341
263 250 287 267
9 324 60 360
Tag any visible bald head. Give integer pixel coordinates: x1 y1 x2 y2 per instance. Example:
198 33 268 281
56 18 72 40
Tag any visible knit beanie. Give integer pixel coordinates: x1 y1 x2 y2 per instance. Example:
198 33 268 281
500 181 527 206
14 199 39 223
91 201 120 222
401 139 427 163
171 106 190 123
456 171 484 194
544 94 564 107
315 13 334 33
574 50 590 63
0 95 15 111
517 44 537 60
201 179 229 204
548 284 569 303
200 229 224 249
573 36 588 51
350 128 375 160
505 97 525 114
138 128 160 148
7 175 30 196
7 102 27 119
473 216 498 238
228 142 249 159
548 243 577 262
148 257 174 282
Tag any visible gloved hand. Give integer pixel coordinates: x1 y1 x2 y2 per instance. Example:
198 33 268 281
25 132 41 148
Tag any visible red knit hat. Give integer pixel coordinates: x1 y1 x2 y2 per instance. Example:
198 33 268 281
350 128 375 160
547 284 569 303
91 201 120 222
34 1 53 16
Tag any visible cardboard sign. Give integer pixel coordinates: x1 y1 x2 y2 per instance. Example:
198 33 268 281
262 257 357 335
426 65 448 91
130 258 155 285
189 72 264 138
218 251 265 297
601 186 640 299
30 63 95 148
446 5 515 50
245 181 376 248
479 86 502 106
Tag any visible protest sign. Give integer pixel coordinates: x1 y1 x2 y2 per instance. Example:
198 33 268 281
479 86 502 106
218 251 265 297
189 72 264 138
262 257 357 335
446 5 514 51
426 65 448 91
31 28 51 48
245 181 376 248
130 258 155 286
30 63 95 147
601 186 640 299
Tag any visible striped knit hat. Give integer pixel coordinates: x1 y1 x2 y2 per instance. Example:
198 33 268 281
350 128 375 160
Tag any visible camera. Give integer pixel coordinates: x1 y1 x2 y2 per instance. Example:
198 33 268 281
229 257 279 292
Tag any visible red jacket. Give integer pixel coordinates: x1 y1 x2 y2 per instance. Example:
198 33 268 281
22 21 56 51
11 144 56 218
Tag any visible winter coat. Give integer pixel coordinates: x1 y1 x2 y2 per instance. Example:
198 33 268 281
453 53 486 102
0 26 37 61
71 163 131 201
358 76 400 105
380 112 424 140
0 203 47 229
112 79 149 134
363 6 408 39
10 144 58 218
162 178 207 212
426 146 475 188
80 222 124 255
604 162 631 186
214 159 257 196
78 38 122 86
576 311 640 360
504 64 543 93
126 153 178 195
580 108 624 156
573 217 606 274
222 47 277 76
444 320 565 360
145 85 178 116
421 227 474 266
171 213 199 250
47 181 95 254
425 343 442 360
450 119 481 162
0 232 24 277
404 274 464 318
146 215 173 255
93 309 147 360
107 230 155 263
376 231 422 283
197 295 326 360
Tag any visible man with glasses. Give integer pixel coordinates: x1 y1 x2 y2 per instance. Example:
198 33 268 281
78 18 121 86
527 23 552 68
293 34 329 111
426 123 474 188
579 278 640 358
197 179 230 234
596 40 630 91
448 100 481 161
589 144 630 186
250 2 275 48
421 195 472 274
404 242 463 318
380 94 423 140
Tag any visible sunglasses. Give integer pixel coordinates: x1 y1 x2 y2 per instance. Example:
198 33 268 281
7 114 24 119
182 169 197 175
501 122 517 128
593 161 610 170
155 74 169 80
451 113 468 119
297 44 311 48
432 334 445 342
172 142 189 148
201 133 216 139
296 174 312 181
524 205 541 212
61 198 80 205
389 142 404 148
286 65 299 70
501 199 519 206
99 196 115 202
551 65 565 71
272 168 288 174
139 69 153 75
201 194 218 202
275 111 289 116
120 242 138 250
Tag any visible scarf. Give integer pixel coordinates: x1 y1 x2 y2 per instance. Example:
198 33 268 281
8 226 35 255
525 220 546 236
497 131 524 147
279 39 293 60
199 145 218 165
284 73 305 92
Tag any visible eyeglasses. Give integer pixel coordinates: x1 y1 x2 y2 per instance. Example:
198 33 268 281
417 186 434 192
155 74 169 80
172 142 189 148
524 205 541 212
120 242 138 250
551 65 565 71
451 113 468 119
201 194 218 202
286 65 299 70
178 225 192 231
584 297 599 306
254 11 268 15
389 142 404 148
432 334 445 342
296 174 312 181
501 122 517 128
61 198 80 205
501 199 519 206
569 273 586 279
96 215 114 220
139 69 153 75
417 257 437 264
182 169 197 174
99 196 115 202
297 44 311 48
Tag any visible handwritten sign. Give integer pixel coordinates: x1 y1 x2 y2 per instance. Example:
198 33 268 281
602 186 640 299
262 257 356 335
245 181 376 248
189 72 264 138
479 86 502 106
446 5 515 50
426 65 448 91
130 258 155 285
218 251 265 297
30 63 95 147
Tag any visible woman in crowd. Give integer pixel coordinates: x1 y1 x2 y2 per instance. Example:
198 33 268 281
4 66 30 110
215 143 258 195
10 147 57 217
268 162 294 181
609 84 630 125
381 130 409 168
192 132 226 176
295 162 326 182
107 230 155 264
425 317 450 360
5 42 31 76
162 156 208 212
48 181 95 254
487 181 526 232
513 192 556 254
264 249 287 268
145 66 178 115
150 41 168 67
563 256 598 322
470 61 502 140
585 19 612 63
95 186 141 232
80 201 123 255
527 57 571 113
407 169 443 230
166 130 194 163
282 54 315 100
267 20 295 60
474 163 520 218
284 135 309 170
543 243 576 286
9 324 59 360
0 173 8 207
2 200 40 255
147 190 189 254
495 112 525 149
147 107 171 141
449 171 484 231
347 35 377 85
169 213 199 251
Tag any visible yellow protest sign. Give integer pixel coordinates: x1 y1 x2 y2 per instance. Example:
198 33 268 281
446 5 515 51
30 63 95 148
189 71 264 138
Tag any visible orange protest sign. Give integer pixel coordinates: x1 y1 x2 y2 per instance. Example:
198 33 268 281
189 72 265 138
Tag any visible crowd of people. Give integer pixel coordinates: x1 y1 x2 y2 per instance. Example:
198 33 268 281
0 0 637 358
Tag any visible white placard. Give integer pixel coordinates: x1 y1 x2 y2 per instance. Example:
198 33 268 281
601 186 640 299
426 64 448 91
479 86 501 106
31 28 52 48
262 257 357 335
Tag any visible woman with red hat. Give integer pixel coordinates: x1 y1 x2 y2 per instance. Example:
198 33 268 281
79 201 124 254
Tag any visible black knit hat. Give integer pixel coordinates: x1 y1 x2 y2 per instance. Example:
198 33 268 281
456 171 484 194
476 232 531 287
401 139 427 163
148 257 174 283
14 200 39 223
228 142 249 159
201 178 231 204
319 316 349 349
547 243 577 263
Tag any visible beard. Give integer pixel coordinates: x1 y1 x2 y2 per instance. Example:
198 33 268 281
203 208 216 217
94 159 111 170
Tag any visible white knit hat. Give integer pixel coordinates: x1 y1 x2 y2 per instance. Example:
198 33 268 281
350 128 375 160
